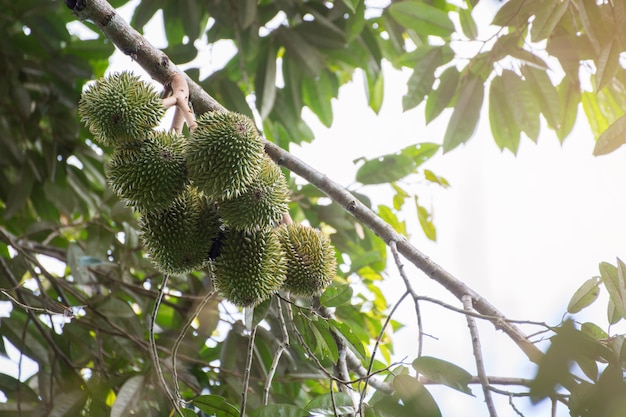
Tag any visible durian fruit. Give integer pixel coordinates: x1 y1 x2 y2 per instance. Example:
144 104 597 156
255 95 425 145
218 156 290 231
276 223 336 297
185 111 265 200
79 71 164 146
139 187 221 274
107 130 188 212
213 228 286 307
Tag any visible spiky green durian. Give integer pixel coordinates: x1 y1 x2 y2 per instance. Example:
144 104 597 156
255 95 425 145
213 228 286 307
276 223 336 297
139 187 221 274
79 71 164 146
218 156 290 231
185 111 264 200
107 130 188 212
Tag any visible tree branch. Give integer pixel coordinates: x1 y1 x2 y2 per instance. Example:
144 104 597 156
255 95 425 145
66 0 543 366
463 295 497 417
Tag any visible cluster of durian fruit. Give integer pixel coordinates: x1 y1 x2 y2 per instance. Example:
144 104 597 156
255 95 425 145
79 71 336 307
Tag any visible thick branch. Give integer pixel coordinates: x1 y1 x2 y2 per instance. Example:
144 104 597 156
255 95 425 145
67 0 224 114
66 0 543 365
264 143 543 364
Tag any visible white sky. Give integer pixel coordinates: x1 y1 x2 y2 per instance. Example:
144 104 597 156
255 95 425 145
3 2 626 416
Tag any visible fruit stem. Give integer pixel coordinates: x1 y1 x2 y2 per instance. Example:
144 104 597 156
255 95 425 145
162 73 197 133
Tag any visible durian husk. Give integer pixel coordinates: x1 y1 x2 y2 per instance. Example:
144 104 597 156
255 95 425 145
140 187 221 275
276 223 336 297
185 111 264 200
107 130 188 212
79 71 164 146
218 156 290 232
213 228 286 307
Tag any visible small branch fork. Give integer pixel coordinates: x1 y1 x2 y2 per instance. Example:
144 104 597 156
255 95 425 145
263 296 290 405
463 295 498 417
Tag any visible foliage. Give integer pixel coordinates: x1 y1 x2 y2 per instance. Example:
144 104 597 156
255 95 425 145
0 0 625 416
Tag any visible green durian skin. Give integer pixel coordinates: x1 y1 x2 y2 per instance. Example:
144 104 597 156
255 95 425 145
276 223 336 298
214 228 286 308
218 157 290 232
186 111 264 200
79 71 164 146
140 187 221 275
107 130 188 212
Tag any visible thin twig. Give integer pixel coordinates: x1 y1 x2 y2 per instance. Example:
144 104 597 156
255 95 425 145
240 325 258 417
149 274 184 417
358 291 408 415
171 288 217 405
389 240 424 356
263 296 289 405
463 295 497 417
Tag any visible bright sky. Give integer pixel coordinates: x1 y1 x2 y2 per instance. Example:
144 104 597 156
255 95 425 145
3 2 626 416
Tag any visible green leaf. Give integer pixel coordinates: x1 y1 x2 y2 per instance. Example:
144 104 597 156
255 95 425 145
378 205 407 235
393 374 442 417
567 277 601 314
305 392 355 415
402 47 443 111
193 395 240 417
458 8 477 39
356 154 415 185
502 69 540 141
302 70 337 127
416 202 436 241
4 162 35 219
425 66 459 124
341 0 360 13
582 91 610 139
412 356 474 395
607 298 622 325
593 112 626 155
423 169 449 187
557 78 580 141
320 284 353 307
400 142 440 166
329 319 367 360
252 297 272 327
93 297 135 318
491 0 532 26
366 70 384 114
49 390 86 417
78 256 103 267
389 2 454 38
311 319 339 363
598 261 626 322
595 38 621 92
111 375 143 417
278 29 325 77
255 42 277 119
442 72 484 152
250 404 307 417
581 322 609 340
489 73 521 153
530 0 570 42
522 66 561 130
0 374 39 402
238 0 257 29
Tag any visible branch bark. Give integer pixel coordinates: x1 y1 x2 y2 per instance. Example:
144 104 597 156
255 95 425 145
66 0 543 365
